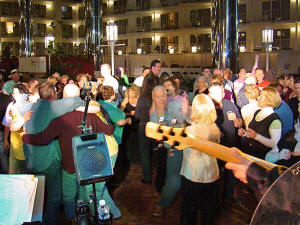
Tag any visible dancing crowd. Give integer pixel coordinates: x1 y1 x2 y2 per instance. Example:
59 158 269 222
0 57 299 225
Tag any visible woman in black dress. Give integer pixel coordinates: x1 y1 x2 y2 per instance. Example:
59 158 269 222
120 84 141 164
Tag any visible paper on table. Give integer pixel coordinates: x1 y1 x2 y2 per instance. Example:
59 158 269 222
0 175 38 225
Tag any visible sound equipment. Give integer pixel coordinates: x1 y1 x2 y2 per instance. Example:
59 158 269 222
72 132 114 186
145 122 287 174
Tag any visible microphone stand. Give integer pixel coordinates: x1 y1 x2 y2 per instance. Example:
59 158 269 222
77 83 100 225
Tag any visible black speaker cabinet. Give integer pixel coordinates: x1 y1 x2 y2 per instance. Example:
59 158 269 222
72 133 114 185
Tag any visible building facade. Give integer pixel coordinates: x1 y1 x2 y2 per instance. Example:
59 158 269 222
0 0 299 74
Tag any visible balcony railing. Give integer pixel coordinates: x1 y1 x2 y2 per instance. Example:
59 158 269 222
262 9 290 21
190 17 211 27
137 23 152 32
273 39 290 50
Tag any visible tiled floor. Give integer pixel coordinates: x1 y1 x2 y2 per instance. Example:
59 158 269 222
107 163 257 225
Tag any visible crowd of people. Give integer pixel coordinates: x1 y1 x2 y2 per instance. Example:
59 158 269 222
0 57 299 225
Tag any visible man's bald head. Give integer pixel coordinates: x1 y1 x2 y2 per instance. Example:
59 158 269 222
63 84 80 98
101 64 112 77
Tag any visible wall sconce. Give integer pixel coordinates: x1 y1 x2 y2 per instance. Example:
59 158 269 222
118 50 122 55
137 48 142 54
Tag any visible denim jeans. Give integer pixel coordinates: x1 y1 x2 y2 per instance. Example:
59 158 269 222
158 149 183 207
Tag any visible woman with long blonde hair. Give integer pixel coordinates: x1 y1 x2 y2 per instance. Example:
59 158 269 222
180 94 220 225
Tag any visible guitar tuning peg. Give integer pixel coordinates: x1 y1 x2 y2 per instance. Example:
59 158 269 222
172 141 180 148
162 136 168 141
181 131 187 137
169 130 175 136
157 125 163 134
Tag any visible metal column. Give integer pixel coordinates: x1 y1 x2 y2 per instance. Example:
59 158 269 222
84 0 102 71
211 0 239 73
19 0 33 57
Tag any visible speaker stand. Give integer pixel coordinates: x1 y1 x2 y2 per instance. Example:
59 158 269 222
92 183 99 224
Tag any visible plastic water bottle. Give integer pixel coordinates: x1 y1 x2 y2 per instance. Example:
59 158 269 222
98 199 111 225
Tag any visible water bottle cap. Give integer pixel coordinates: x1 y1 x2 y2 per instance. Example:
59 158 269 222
99 199 105 206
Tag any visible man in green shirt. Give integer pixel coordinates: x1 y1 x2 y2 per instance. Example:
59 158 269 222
118 67 129 86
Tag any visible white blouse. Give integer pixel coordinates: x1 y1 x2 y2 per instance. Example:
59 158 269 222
180 123 220 183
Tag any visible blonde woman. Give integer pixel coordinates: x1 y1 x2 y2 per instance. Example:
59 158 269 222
120 84 140 114
120 84 141 164
241 84 261 129
180 94 220 225
239 87 282 159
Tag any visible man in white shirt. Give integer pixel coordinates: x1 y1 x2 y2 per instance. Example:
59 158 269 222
133 67 150 87
101 64 119 93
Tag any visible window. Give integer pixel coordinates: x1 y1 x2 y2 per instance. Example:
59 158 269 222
161 12 178 30
161 36 178 53
136 16 152 32
62 24 73 38
115 39 128 54
273 29 290 49
190 34 211 52
190 9 210 27
114 0 127 14
137 38 152 53
33 4 46 18
79 25 85 38
136 0 150 11
116 20 128 35
262 0 289 21
238 4 246 23
62 43 74 55
0 2 19 16
78 7 85 20
33 24 46 37
238 32 246 48
62 6 72 20
35 42 46 56
0 22 19 37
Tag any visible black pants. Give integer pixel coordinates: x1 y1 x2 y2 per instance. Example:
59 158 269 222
180 176 219 225
138 125 154 182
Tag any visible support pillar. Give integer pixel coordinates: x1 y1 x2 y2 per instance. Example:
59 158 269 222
211 0 239 73
19 0 33 57
84 0 102 71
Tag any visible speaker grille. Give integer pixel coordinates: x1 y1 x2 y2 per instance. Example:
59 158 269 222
79 148 108 179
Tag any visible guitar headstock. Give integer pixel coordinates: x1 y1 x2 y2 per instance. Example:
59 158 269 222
145 122 192 150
